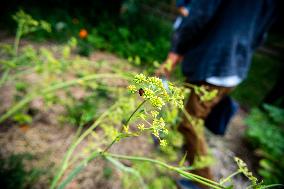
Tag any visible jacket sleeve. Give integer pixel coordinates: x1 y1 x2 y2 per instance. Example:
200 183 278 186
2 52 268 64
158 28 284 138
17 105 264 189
171 0 223 55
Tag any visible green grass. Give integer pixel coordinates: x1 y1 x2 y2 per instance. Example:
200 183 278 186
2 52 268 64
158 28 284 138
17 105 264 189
232 53 282 107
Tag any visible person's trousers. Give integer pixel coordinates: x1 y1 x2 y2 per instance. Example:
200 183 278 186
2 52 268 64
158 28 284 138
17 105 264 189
178 82 232 187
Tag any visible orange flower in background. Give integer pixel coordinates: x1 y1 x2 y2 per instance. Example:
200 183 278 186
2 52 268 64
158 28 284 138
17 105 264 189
79 29 88 39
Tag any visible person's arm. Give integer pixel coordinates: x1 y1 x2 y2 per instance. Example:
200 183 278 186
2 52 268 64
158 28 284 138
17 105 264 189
155 52 183 78
156 0 223 78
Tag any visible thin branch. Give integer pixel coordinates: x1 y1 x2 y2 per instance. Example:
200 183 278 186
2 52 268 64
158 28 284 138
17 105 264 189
102 99 147 153
0 73 127 124
220 170 241 185
106 153 225 189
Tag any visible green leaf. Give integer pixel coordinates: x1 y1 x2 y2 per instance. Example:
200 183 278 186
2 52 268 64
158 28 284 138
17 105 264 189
179 152 187 167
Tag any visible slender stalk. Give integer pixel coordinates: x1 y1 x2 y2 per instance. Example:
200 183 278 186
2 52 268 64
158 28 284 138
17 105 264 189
56 99 148 187
52 99 224 189
177 166 194 171
56 151 225 189
70 123 84 147
102 99 147 153
259 184 284 189
0 69 10 87
102 135 120 153
0 68 33 89
56 151 100 189
50 102 118 189
124 99 147 128
14 25 22 56
106 153 224 189
0 73 126 124
105 156 147 189
178 172 222 189
177 170 222 187
0 94 36 123
220 170 241 185
41 74 125 94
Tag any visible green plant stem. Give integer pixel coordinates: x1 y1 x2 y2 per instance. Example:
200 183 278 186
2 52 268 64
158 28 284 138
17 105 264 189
259 184 284 189
0 94 36 123
0 73 127 124
41 74 122 94
102 135 120 154
57 151 224 189
102 99 147 153
57 151 100 189
105 156 147 189
106 153 224 189
0 69 10 87
52 95 222 189
50 102 118 189
178 166 194 171
179 171 221 187
124 99 147 128
220 170 241 185
0 68 33 88
71 123 84 146
14 24 22 56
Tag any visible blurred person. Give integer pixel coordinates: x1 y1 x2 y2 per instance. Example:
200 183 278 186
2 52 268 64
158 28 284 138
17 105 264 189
156 0 278 188
174 0 191 30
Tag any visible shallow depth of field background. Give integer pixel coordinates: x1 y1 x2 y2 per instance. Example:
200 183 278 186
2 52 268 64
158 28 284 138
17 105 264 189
0 0 283 189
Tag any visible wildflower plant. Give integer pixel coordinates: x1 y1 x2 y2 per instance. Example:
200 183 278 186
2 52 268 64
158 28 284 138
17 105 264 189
50 74 187 188
127 74 185 146
13 10 51 55
47 72 284 189
0 10 51 88
235 157 259 186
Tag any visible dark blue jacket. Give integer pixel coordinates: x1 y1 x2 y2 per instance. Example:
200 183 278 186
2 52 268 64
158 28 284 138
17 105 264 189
176 0 191 7
171 0 277 82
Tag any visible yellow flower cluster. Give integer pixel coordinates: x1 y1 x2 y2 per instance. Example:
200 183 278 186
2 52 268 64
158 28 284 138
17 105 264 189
129 74 184 110
128 74 185 147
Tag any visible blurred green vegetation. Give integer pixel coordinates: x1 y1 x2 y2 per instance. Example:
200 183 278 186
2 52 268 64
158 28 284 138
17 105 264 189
245 104 284 184
232 53 282 107
0 154 46 189
1 2 172 64
8 12 283 108
2 3 283 108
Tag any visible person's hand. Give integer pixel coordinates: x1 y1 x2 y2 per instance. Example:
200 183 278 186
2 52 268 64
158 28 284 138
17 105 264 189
178 6 189 17
155 52 183 79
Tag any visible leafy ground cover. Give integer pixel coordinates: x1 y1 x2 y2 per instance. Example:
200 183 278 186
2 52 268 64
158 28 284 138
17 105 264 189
232 53 282 107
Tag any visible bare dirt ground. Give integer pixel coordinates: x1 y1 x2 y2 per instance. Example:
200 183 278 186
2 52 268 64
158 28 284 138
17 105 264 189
0 40 256 189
